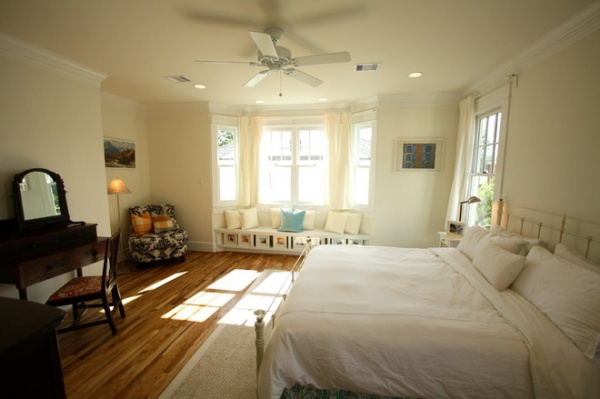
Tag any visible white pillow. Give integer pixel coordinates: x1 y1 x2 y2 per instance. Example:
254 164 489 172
344 212 363 235
239 207 260 229
324 211 348 235
490 225 546 254
489 235 530 256
457 225 490 260
512 246 600 360
473 242 526 290
271 208 282 229
554 243 600 274
301 210 315 230
224 210 241 229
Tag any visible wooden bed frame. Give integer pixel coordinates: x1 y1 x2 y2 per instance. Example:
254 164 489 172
253 201 600 390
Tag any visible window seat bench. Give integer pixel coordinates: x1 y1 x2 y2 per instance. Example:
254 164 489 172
214 227 371 254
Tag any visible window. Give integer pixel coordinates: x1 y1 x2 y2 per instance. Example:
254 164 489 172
467 111 501 226
352 122 374 208
216 127 238 205
259 127 326 205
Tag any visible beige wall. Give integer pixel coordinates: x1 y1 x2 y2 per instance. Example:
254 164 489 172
146 104 214 251
0 54 110 302
503 29 600 222
372 103 459 247
100 93 152 259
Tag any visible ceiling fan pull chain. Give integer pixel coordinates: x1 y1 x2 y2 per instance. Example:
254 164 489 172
279 71 283 97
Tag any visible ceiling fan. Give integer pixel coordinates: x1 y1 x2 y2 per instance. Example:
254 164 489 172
195 27 351 88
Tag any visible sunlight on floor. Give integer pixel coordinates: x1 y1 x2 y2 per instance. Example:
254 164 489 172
208 269 261 291
161 270 291 325
139 272 188 293
219 271 291 327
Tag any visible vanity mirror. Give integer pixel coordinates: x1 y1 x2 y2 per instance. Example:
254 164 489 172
12 168 78 235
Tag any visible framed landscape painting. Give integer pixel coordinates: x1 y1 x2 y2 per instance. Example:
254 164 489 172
104 138 136 168
394 139 444 172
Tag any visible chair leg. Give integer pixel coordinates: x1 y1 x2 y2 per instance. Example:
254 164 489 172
111 287 126 318
102 297 118 335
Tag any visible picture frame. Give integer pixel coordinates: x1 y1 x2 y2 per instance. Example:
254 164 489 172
104 137 136 168
274 235 287 248
394 138 444 172
256 234 269 248
225 234 238 245
294 236 307 248
238 233 252 246
447 220 467 236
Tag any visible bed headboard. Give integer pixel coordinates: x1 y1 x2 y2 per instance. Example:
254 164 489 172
493 200 600 264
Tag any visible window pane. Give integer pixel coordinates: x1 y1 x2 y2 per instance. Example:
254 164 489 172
357 127 372 166
298 166 324 203
299 129 325 163
270 166 291 202
354 167 370 204
219 166 236 201
218 130 235 165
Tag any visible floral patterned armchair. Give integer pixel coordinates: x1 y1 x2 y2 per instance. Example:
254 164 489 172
128 204 188 264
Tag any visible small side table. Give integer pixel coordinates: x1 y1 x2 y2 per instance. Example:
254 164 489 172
438 231 463 248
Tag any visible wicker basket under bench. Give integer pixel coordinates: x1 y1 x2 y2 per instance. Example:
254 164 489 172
214 227 371 254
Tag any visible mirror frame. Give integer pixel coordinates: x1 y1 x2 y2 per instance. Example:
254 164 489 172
12 168 72 235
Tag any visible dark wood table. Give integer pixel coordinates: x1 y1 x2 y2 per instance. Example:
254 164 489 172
0 296 66 398
0 223 108 300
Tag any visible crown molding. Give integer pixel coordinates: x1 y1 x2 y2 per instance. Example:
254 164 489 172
0 33 107 87
466 2 600 96
378 92 462 107
101 92 146 114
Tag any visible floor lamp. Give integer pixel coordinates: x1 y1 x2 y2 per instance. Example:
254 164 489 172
107 178 131 265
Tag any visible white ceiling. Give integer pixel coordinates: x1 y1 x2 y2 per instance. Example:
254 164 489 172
0 0 595 107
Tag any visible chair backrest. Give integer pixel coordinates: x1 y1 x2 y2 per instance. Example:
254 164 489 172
102 229 121 294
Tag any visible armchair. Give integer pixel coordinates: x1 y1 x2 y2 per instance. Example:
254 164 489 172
128 204 188 264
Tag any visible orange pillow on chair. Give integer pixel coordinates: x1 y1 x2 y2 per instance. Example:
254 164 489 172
131 212 153 236
151 213 176 233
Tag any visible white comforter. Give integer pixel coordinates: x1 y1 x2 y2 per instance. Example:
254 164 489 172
257 245 599 399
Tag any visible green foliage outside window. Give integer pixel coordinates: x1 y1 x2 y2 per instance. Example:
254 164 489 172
475 177 494 227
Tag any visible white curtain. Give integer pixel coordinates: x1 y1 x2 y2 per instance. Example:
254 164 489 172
325 113 352 209
446 96 476 221
238 116 262 207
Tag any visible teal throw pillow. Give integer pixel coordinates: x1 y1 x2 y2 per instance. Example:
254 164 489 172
278 209 306 233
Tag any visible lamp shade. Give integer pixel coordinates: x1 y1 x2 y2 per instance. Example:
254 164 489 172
107 178 131 195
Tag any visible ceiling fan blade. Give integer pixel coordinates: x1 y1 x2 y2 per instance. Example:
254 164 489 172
249 31 278 58
293 52 351 66
243 70 271 87
284 68 323 87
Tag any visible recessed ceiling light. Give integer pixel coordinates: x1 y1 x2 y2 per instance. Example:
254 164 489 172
255 100 264 104
318 97 328 102
408 72 423 78
194 84 206 89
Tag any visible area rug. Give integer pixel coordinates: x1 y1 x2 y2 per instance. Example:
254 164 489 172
159 269 289 399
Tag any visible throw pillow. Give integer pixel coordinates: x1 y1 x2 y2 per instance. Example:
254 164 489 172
324 211 348 235
151 213 176 233
301 210 315 230
131 211 153 236
240 207 260 229
224 209 241 229
345 212 363 235
278 209 305 233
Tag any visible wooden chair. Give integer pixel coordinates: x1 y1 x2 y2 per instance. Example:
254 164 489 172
46 230 126 335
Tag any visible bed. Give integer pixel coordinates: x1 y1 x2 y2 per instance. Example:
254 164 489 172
255 204 600 399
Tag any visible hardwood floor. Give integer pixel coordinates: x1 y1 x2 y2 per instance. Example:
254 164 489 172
57 251 297 399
